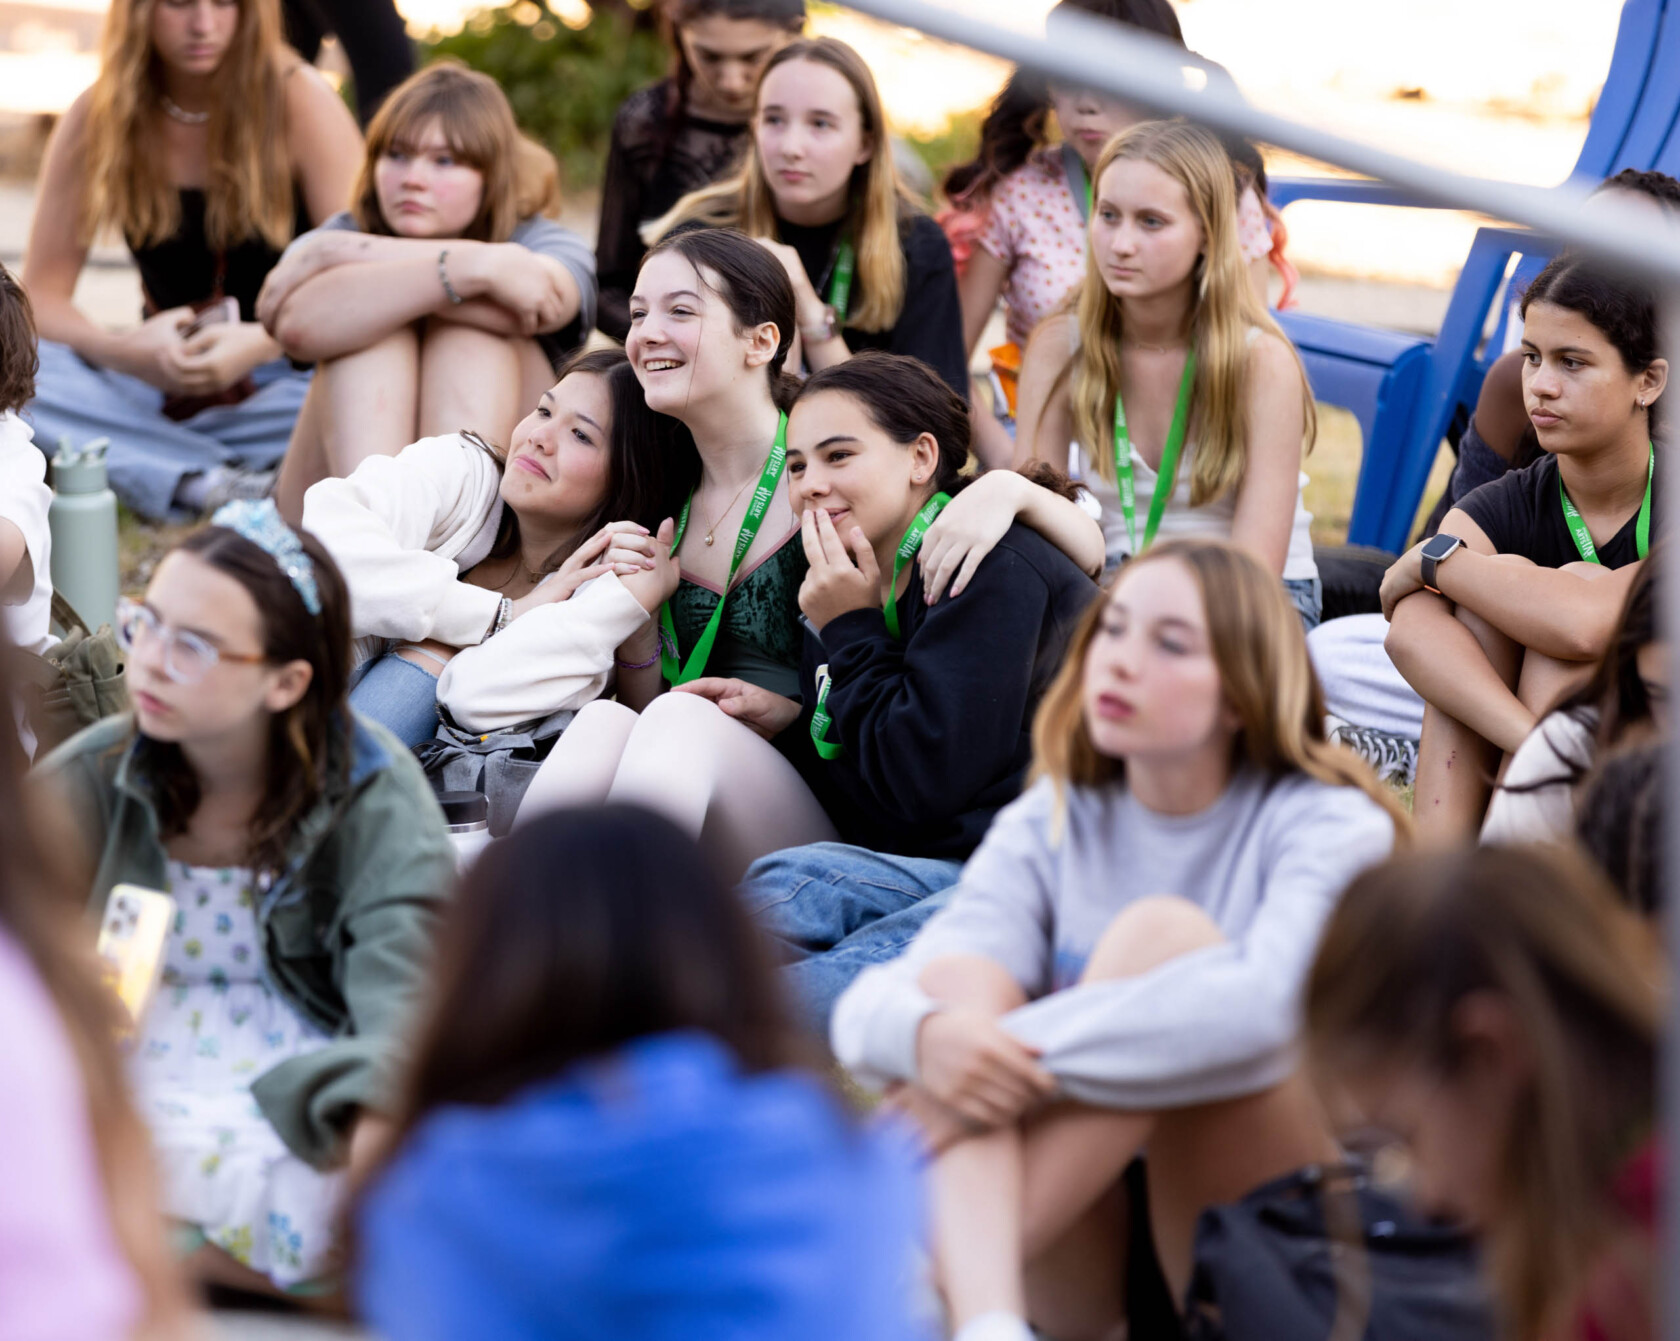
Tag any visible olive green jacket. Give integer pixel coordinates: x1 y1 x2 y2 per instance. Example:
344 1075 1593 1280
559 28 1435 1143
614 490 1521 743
36 713 454 1170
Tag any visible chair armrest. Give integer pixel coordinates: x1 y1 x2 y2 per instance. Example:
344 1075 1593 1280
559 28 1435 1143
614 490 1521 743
1268 178 1450 210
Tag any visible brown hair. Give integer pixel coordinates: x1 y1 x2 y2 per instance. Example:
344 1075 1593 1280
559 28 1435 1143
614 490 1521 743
1029 538 1408 830
646 37 915 332
137 523 354 878
1305 845 1661 1341
351 61 562 242
371 804 816 1166
0 263 38 414
80 0 295 250
2 652 187 1330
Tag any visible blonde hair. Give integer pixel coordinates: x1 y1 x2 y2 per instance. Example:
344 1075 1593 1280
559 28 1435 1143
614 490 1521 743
643 37 914 333
1029 538 1408 833
1305 844 1662 1341
1065 120 1315 506
81 0 295 251
352 61 562 242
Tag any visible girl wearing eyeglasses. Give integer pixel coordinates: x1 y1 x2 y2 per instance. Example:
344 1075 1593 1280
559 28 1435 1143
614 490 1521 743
34 502 455 1297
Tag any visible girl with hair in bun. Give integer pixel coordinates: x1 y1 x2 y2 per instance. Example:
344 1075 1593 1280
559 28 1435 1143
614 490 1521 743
261 61 598 521
36 502 453 1295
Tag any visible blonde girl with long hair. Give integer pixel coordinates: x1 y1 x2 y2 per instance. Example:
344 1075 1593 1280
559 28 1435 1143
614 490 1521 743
833 538 1404 1341
1015 119 1322 623
1306 845 1661 1341
23 0 362 521
260 62 599 523
644 36 969 398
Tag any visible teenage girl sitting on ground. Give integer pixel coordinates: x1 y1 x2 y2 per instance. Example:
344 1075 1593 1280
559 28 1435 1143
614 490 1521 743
303 348 681 760
1381 253 1664 842
36 506 454 1297
515 229 1103 878
1014 120 1320 623
261 62 597 522
833 538 1403 1341
23 0 361 519
645 37 969 397
671 352 1096 1031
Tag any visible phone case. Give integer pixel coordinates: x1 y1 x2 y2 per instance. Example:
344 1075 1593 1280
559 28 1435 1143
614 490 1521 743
95 883 177 1037
184 295 239 338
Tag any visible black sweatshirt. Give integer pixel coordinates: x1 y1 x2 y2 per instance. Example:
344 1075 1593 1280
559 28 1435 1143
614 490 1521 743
779 522 1096 859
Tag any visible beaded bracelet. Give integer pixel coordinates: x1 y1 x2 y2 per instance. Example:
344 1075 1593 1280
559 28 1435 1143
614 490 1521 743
614 648 660 670
438 248 464 306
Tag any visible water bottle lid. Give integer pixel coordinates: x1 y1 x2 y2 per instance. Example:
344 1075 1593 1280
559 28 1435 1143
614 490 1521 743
437 790 489 827
51 436 113 495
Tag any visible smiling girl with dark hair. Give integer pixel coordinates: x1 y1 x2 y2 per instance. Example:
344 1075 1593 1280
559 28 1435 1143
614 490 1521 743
35 503 453 1295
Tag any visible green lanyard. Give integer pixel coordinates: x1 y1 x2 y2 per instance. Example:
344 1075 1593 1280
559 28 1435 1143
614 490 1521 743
658 413 788 685
1113 349 1197 556
810 491 951 761
1063 145 1093 223
1560 442 1653 564
828 238 855 325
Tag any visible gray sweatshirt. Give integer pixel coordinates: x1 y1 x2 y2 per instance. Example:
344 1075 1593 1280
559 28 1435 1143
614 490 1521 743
831 769 1395 1109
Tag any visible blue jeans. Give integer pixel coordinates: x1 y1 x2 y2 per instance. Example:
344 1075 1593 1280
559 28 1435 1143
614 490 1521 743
350 654 441 750
26 340 311 521
739 843 962 1037
1283 575 1323 632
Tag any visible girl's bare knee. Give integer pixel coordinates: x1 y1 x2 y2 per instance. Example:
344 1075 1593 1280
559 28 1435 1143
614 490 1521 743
1082 896 1224 983
918 954 1026 1015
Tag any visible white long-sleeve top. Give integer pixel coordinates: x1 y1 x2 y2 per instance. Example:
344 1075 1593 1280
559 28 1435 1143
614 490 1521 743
832 769 1395 1110
302 433 652 733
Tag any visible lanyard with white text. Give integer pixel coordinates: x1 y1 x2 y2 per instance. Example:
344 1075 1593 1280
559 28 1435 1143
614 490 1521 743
1560 442 1653 564
810 491 952 761
658 413 788 685
1114 348 1197 556
828 238 855 325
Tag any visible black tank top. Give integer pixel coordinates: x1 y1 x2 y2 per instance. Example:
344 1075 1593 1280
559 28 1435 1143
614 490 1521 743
129 189 311 322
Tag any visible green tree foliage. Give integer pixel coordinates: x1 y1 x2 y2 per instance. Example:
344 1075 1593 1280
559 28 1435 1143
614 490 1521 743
421 2 667 190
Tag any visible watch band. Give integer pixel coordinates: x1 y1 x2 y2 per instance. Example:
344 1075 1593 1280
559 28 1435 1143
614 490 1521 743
1422 536 1461 594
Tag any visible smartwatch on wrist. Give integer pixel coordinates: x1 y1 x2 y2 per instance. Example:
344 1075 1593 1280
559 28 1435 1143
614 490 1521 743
1420 532 1464 594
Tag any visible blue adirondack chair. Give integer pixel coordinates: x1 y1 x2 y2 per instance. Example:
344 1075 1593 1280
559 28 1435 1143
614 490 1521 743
1270 0 1672 554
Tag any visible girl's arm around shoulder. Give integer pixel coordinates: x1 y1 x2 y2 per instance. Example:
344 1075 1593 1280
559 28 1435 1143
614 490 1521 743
919 469 1104 598
436 574 653 733
1229 329 1308 576
831 780 1062 1085
283 63 364 226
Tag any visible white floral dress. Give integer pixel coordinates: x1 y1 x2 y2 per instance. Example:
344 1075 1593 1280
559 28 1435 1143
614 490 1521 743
131 862 344 1288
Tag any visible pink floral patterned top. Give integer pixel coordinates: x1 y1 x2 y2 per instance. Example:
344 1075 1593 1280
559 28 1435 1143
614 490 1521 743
976 146 1274 349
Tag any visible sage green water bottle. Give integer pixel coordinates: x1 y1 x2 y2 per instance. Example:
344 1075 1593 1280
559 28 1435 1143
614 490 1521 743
49 435 120 632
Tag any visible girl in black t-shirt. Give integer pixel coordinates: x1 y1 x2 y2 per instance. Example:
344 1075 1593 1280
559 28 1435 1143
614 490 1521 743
1380 254 1666 840
644 37 969 397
